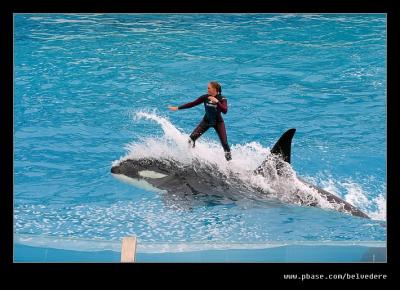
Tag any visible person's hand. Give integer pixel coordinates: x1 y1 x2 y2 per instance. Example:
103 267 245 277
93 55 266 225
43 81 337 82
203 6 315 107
208 96 219 104
168 106 178 111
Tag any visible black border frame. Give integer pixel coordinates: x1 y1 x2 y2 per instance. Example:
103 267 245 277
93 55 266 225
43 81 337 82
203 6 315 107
1 0 398 284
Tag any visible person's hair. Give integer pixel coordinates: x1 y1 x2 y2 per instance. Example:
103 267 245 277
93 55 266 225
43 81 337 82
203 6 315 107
209 81 222 94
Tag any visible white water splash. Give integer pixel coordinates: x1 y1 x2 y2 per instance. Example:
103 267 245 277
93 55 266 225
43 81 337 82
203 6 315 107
342 181 386 221
113 110 385 219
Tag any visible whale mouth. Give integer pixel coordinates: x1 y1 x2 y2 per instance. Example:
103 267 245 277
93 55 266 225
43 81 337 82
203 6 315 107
111 166 120 174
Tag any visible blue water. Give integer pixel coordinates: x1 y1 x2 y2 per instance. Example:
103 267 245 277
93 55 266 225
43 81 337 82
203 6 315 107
14 243 386 263
14 14 386 259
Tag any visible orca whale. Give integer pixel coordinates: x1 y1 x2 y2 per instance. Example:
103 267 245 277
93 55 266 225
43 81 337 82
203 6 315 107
111 129 370 219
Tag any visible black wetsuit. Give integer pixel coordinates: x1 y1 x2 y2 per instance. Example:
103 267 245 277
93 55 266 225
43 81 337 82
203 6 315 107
178 94 231 154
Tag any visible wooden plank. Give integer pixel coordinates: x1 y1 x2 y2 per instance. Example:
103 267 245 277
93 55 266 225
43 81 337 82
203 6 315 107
121 236 137 263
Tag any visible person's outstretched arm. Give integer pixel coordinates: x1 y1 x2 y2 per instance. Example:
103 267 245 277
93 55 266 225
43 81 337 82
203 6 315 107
168 95 206 111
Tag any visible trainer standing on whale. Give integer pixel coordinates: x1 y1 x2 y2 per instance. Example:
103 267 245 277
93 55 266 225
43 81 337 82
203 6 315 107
168 81 232 161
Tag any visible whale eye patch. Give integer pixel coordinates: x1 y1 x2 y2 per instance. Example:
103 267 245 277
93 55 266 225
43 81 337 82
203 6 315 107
138 170 167 179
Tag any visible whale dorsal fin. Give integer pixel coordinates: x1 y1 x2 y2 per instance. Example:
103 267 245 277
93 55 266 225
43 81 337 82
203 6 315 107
254 128 296 175
270 128 296 164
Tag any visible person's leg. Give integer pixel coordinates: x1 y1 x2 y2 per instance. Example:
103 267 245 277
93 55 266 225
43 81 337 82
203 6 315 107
214 121 232 160
189 118 210 147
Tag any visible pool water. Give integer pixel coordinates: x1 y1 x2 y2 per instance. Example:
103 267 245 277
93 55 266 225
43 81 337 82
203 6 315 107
14 13 386 262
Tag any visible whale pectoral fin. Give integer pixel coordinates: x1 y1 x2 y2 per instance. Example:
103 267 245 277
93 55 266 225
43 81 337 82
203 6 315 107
185 182 201 195
155 175 198 197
